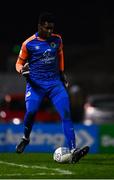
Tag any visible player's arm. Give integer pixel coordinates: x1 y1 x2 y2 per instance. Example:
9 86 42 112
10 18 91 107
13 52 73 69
16 57 26 73
15 42 29 77
57 38 69 88
58 50 69 88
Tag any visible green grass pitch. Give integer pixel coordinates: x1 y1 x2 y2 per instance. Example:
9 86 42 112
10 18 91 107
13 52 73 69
0 153 114 179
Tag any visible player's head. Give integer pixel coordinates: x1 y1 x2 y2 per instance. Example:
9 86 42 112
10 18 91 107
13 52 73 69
38 12 55 39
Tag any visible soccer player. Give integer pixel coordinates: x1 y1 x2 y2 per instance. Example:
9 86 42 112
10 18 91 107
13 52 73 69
15 12 89 163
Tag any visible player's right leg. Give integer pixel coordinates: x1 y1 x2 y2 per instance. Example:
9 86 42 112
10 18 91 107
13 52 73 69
16 138 30 154
16 84 45 153
16 100 42 153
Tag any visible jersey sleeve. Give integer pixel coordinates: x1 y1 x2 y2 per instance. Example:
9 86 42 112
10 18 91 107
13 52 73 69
15 34 35 73
57 36 64 71
15 42 29 72
19 42 29 60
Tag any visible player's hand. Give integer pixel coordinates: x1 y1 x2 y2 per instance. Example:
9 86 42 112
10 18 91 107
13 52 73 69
64 79 69 88
60 71 69 88
21 63 29 77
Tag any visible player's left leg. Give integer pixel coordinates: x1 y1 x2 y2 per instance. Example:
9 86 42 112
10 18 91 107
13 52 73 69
49 82 76 150
71 146 89 163
50 82 89 162
53 97 76 150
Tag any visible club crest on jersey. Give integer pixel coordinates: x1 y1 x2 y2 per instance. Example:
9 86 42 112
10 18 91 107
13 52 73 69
50 42 56 48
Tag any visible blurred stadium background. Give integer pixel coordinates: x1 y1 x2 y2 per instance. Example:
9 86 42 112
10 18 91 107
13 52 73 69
0 0 114 157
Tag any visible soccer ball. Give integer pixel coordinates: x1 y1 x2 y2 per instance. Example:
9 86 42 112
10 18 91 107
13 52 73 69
53 147 72 163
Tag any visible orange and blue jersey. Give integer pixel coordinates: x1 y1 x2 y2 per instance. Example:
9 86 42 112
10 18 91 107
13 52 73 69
18 32 64 82
16 32 76 150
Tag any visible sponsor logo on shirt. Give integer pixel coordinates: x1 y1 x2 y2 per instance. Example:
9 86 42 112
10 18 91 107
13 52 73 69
41 49 55 64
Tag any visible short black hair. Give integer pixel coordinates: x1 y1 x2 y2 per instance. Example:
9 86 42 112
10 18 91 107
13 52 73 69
38 12 55 25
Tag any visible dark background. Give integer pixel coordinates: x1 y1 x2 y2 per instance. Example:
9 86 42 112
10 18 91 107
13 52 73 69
0 0 114 123
1 0 113 45
1 0 114 95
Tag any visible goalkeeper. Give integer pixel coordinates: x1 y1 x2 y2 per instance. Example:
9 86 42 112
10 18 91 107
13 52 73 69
15 12 89 163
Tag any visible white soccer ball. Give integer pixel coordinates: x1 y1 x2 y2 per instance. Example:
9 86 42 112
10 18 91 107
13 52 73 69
53 147 72 163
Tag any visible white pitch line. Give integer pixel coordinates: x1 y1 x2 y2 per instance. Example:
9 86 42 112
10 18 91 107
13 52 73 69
0 173 47 177
0 173 59 177
0 173 22 176
0 172 63 177
0 160 72 175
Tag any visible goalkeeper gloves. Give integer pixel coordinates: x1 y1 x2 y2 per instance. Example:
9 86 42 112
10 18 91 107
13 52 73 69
60 71 69 88
21 63 29 78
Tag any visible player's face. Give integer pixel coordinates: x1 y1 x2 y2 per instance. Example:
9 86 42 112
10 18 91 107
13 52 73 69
39 22 54 39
